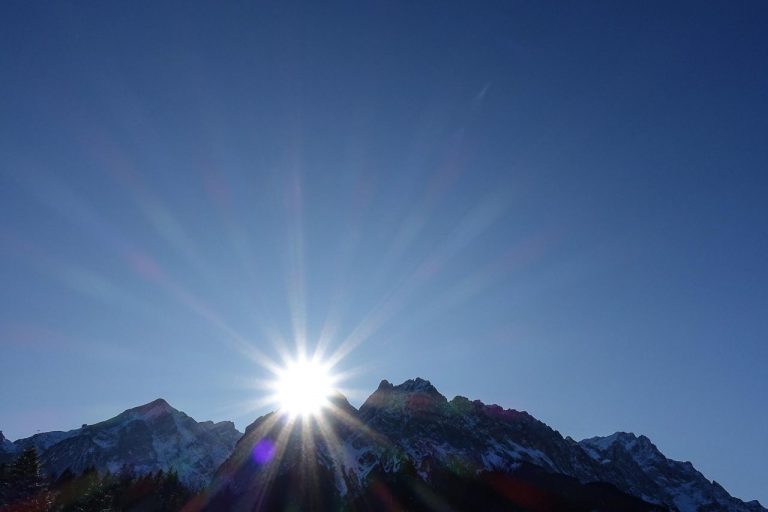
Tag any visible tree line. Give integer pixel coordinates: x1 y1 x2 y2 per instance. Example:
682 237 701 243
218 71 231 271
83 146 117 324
0 447 197 512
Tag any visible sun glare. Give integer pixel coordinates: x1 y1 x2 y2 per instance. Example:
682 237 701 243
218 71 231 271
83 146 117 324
274 356 335 418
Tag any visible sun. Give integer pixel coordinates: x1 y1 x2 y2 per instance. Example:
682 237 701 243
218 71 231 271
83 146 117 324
273 356 336 418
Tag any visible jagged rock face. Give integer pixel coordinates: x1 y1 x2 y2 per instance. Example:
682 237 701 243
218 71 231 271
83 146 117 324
354 378 604 483
5 399 242 488
580 433 765 512
208 378 764 512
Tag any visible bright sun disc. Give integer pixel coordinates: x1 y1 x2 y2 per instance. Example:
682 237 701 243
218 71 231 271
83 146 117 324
274 357 334 418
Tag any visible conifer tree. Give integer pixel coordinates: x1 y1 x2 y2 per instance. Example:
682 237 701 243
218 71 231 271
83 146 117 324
3 446 53 511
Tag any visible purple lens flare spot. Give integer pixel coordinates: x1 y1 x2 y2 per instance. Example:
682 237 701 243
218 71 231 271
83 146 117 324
252 438 276 465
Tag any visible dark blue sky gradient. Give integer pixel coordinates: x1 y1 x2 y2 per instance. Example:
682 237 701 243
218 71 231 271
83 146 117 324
1 1 766 503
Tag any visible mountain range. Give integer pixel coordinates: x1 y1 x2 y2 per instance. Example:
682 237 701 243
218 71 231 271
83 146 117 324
1 378 763 512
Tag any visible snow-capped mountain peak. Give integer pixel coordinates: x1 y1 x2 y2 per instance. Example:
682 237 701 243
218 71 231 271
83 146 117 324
3 399 242 488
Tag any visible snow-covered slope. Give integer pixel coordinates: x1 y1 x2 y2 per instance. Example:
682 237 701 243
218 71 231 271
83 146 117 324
210 378 764 511
5 399 241 488
580 432 765 512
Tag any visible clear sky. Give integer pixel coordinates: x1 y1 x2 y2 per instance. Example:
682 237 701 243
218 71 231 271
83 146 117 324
1 0 766 504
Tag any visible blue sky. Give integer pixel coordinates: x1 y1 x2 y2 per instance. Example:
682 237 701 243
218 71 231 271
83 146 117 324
1 0 767 504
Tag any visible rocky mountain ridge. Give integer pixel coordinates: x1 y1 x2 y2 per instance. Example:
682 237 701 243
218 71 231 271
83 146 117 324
579 432 764 512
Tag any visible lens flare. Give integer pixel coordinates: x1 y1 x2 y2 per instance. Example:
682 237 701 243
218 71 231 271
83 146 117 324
251 438 276 464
